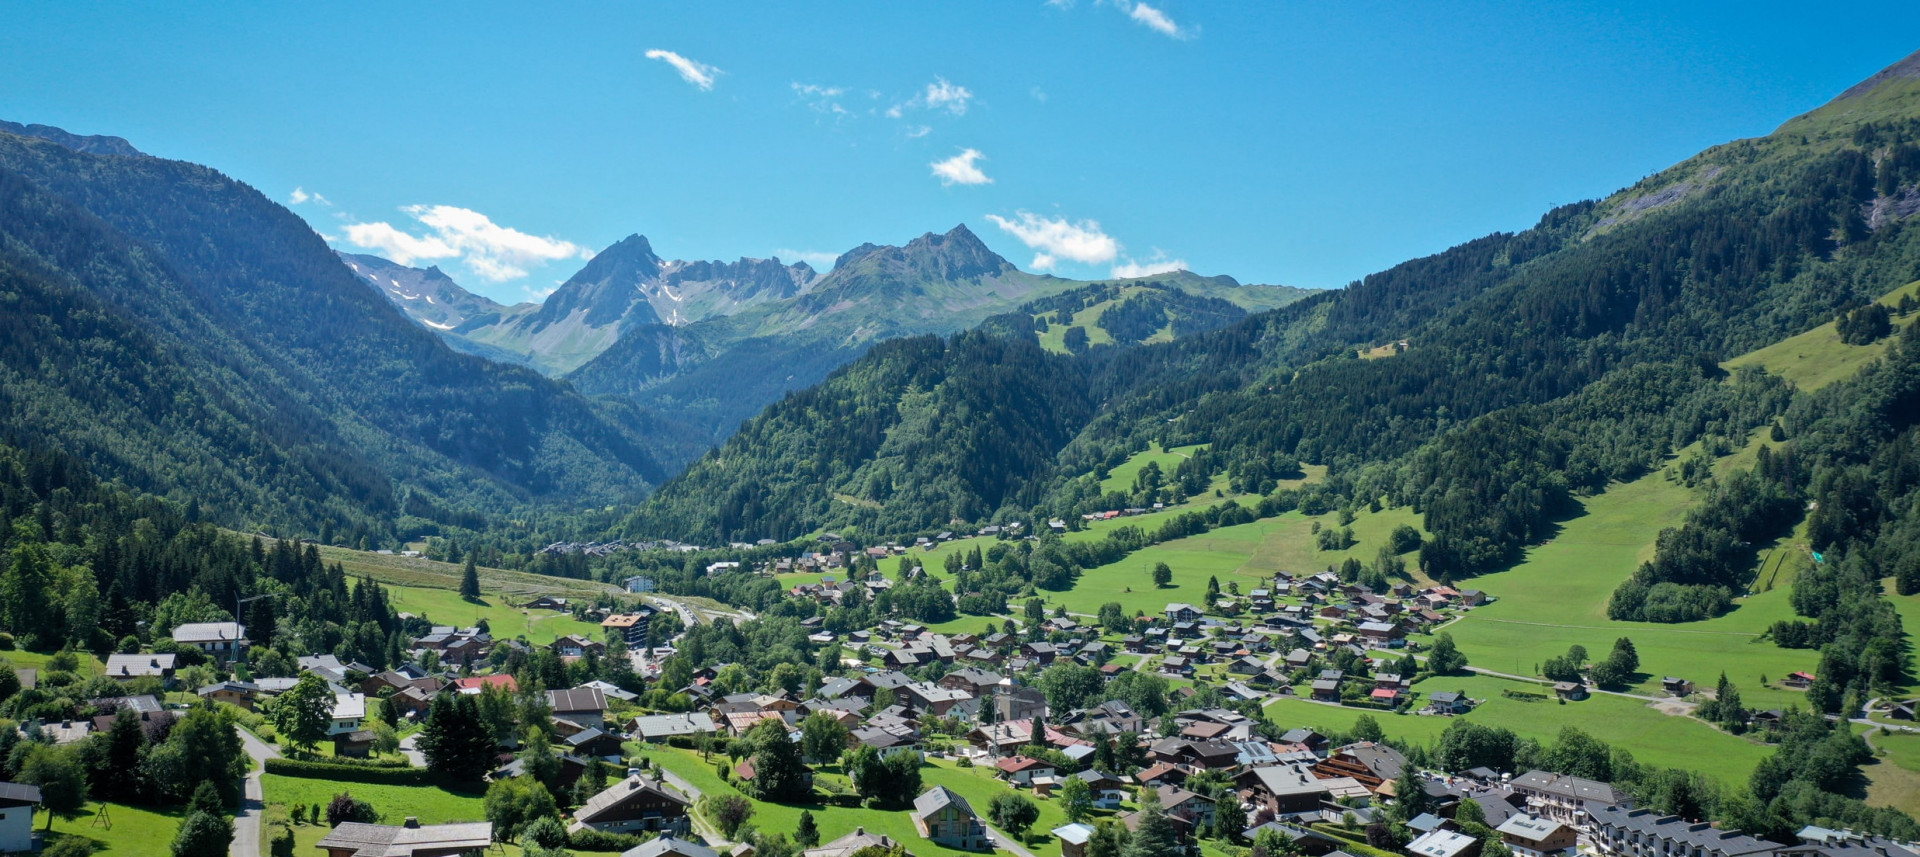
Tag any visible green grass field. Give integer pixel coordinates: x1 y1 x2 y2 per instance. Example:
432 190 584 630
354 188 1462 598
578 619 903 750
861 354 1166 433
1865 730 1920 813
314 542 617 601
1029 502 1428 619
37 801 186 856
379 582 605 646
262 774 529 856
642 748 1066 857
1722 279 1920 392
1263 672 1773 786
1099 443 1205 495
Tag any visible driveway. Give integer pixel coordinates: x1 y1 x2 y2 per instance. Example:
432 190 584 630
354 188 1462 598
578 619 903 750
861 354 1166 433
398 733 428 768
233 728 281 857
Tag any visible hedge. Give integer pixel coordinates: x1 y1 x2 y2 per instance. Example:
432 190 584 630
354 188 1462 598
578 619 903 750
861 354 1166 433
263 758 436 786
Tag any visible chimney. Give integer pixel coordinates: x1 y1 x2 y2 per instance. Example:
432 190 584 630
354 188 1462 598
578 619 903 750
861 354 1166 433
403 817 420 828
856 828 865 836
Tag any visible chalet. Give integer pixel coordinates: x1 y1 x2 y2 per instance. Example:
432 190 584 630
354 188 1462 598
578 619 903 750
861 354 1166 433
1239 764 1337 815
1783 671 1817 690
171 621 248 663
899 682 972 717
912 786 990 850
1426 691 1473 715
1509 771 1623 825
1166 603 1203 623
329 694 368 736
197 681 260 710
1313 742 1405 790
525 596 571 611
996 755 1058 786
1407 829 1481 857
1074 770 1130 808
632 713 720 742
1357 621 1404 643
805 828 907 857
1157 785 1217 831
1135 762 1187 788
1552 682 1588 701
315 820 493 857
105 653 177 682
566 727 626 759
968 719 1036 757
1370 687 1403 706
550 635 607 659
938 669 1005 697
1662 677 1694 696
1460 590 1487 606
1285 648 1313 668
570 775 694 836
549 687 609 729
1310 679 1341 702
1495 815 1577 857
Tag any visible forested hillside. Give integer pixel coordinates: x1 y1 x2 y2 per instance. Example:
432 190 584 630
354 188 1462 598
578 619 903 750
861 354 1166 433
0 128 667 542
631 49 1920 570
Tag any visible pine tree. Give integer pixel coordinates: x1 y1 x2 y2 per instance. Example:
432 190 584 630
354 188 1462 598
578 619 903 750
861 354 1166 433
796 810 820 848
1122 791 1180 857
459 558 481 601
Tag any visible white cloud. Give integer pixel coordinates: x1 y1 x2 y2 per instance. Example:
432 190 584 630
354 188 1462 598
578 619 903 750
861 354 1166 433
931 149 993 186
924 77 974 115
1127 1 1191 38
645 49 721 91
887 76 974 119
1030 86 1049 103
339 205 590 282
906 125 932 139
288 186 329 206
792 82 849 115
1112 252 1188 278
985 211 1119 269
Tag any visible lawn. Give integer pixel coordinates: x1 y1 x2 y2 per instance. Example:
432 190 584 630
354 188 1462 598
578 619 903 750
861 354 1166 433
1099 443 1206 495
640 748 1080 857
37 801 185 856
380 582 605 647
262 773 526 856
313 542 616 601
1262 672 1773 787
1029 501 1428 619
1865 730 1920 813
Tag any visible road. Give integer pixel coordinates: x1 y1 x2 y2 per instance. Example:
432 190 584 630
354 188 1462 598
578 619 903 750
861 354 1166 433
398 733 427 767
645 594 756 628
983 823 1039 857
655 767 735 847
232 728 281 857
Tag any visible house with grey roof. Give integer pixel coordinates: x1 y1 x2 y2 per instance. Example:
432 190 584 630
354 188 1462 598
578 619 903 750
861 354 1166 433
912 786 989 850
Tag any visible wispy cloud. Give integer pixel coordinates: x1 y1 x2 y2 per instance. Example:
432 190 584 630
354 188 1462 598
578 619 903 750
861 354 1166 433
985 211 1120 270
888 77 975 119
905 125 932 139
931 149 993 186
645 49 721 91
1112 251 1188 278
1127 1 1189 38
339 205 590 282
288 186 330 206
792 82 849 115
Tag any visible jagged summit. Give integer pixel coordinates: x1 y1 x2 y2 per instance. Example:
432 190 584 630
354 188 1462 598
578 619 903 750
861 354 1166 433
0 120 145 157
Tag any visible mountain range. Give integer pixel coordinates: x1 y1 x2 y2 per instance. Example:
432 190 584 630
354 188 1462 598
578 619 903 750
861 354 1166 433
348 220 1309 455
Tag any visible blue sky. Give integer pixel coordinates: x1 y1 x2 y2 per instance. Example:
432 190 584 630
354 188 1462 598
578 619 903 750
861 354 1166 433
5 2 1918 303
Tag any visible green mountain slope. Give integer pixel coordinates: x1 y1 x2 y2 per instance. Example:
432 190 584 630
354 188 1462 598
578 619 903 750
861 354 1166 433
630 47 1920 557
0 126 666 537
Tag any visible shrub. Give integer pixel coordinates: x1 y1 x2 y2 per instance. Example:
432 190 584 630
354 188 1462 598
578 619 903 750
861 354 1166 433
263 758 433 785
326 792 379 827
524 816 568 850
41 838 92 857
700 794 754 838
569 828 649 852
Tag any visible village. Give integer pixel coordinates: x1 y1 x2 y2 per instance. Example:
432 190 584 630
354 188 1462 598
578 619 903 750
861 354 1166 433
0 532 1886 857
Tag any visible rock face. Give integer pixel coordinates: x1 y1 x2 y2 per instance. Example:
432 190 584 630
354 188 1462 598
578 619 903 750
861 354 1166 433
0 120 145 157
339 252 505 330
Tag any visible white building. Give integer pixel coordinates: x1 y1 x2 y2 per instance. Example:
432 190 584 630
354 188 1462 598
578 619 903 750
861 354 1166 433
170 622 248 662
0 782 40 852
329 693 368 736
